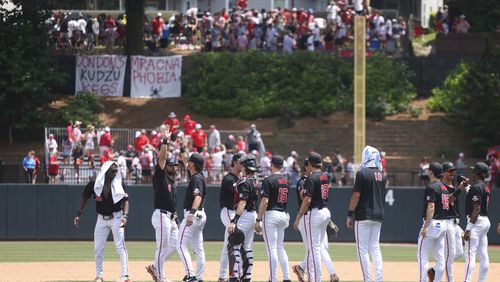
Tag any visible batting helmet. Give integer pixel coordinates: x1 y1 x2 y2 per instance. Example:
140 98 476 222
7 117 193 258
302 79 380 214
240 153 259 171
228 227 245 245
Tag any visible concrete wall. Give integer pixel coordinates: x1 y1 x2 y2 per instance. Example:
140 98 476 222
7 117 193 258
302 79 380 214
0 184 499 244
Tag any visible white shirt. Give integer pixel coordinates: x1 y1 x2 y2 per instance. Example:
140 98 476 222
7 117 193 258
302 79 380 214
326 4 341 21
212 151 224 168
353 0 363 12
260 156 271 176
307 35 314 51
283 34 295 54
77 18 87 33
117 155 127 178
208 129 221 149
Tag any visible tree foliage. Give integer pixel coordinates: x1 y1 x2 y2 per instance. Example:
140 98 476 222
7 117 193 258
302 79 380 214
0 1 64 139
429 48 500 152
182 51 415 121
49 92 104 127
449 0 500 32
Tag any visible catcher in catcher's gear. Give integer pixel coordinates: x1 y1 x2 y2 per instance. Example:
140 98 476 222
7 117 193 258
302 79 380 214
227 153 259 282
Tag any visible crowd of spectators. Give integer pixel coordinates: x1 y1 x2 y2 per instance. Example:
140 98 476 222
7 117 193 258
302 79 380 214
433 5 471 35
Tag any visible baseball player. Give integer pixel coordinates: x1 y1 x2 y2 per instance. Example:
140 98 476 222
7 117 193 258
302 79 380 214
73 161 131 282
293 152 332 282
218 152 245 282
227 153 259 282
428 162 465 281
417 162 449 282
346 146 386 282
254 155 291 282
177 152 207 282
293 159 339 282
145 126 180 282
462 162 491 282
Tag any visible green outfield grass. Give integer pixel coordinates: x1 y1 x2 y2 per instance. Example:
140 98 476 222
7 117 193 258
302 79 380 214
1 241 499 263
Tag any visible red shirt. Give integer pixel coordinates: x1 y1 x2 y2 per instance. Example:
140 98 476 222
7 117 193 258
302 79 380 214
152 17 164 35
100 153 111 163
48 155 59 175
135 134 150 152
164 118 180 135
381 157 387 172
183 119 196 135
99 132 112 147
150 135 160 149
34 156 40 174
237 141 246 152
66 125 74 142
191 130 207 148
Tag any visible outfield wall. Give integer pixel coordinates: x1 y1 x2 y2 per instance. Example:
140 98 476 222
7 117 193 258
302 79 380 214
0 184 499 244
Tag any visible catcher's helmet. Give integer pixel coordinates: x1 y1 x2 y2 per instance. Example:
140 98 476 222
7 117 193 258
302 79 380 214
228 227 245 245
240 153 259 171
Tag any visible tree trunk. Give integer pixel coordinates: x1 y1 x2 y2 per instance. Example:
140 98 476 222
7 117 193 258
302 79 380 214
125 0 145 55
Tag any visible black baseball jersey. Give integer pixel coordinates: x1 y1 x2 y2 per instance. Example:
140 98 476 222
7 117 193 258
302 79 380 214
235 176 258 211
465 180 490 217
304 171 329 210
296 176 307 209
260 173 289 212
152 165 177 212
183 172 206 210
220 172 239 209
443 182 460 219
422 180 450 220
352 167 386 221
83 181 128 216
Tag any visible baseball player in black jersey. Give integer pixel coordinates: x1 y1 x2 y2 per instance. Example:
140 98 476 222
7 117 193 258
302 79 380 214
177 151 207 282
218 152 245 282
73 161 130 282
146 126 180 282
293 152 332 282
228 153 259 282
293 160 339 282
462 162 491 282
428 161 465 282
346 146 386 282
254 155 291 282
417 162 450 282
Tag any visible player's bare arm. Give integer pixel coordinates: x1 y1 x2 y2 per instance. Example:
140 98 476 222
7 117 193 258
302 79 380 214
255 196 269 233
158 124 171 169
229 199 247 234
449 178 468 202
346 191 361 230
421 202 435 238
120 199 129 227
187 195 202 227
293 196 311 230
73 196 89 228
464 202 481 241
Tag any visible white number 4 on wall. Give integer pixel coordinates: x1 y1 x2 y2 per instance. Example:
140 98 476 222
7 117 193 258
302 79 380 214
385 189 395 206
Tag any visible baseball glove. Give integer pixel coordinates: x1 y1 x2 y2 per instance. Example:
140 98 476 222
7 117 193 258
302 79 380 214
228 227 245 246
326 220 340 239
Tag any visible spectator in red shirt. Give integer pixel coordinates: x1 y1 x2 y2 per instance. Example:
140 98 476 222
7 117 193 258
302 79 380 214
183 114 197 136
104 15 116 29
31 150 41 184
152 12 164 37
99 127 113 155
164 112 180 136
191 123 207 153
150 130 160 149
48 148 60 183
66 121 74 143
236 135 246 152
134 130 150 152
100 149 112 163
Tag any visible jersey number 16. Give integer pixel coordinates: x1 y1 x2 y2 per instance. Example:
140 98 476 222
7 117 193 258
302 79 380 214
278 187 288 203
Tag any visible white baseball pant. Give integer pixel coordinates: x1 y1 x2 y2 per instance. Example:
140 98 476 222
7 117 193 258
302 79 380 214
219 207 236 280
355 220 383 282
150 209 178 280
463 216 490 282
262 210 291 282
177 209 207 280
94 211 129 278
417 219 447 282
304 208 331 282
230 210 256 280
443 219 464 282
298 220 336 277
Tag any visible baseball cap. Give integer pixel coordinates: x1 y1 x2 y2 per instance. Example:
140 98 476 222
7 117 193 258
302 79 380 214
306 152 322 165
135 131 141 138
104 127 110 132
271 155 284 166
157 12 162 17
232 152 245 162
166 158 178 166
168 112 176 118
189 153 204 168
442 162 456 172
429 162 443 177
195 124 202 129
471 162 489 175
184 114 191 120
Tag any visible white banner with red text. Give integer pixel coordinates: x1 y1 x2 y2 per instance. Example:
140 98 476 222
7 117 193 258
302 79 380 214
130 55 182 98
75 55 127 96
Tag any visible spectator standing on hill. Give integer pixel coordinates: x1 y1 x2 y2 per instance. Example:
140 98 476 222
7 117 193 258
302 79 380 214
224 135 237 167
380 151 388 186
246 124 261 152
456 15 470 33
260 151 272 177
73 121 83 145
212 145 226 182
236 136 246 153
62 135 74 165
456 152 466 178
32 150 41 184
22 151 36 184
333 150 346 186
419 157 430 187
100 149 112 164
84 125 96 169
140 148 153 184
191 124 207 153
48 147 60 183
66 121 74 143
183 115 197 136
99 127 113 155
150 130 160 149
46 133 58 152
208 125 221 153
164 112 180 136
73 143 84 183
135 130 150 153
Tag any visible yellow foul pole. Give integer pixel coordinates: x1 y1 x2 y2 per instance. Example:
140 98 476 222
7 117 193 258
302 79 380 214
353 15 366 165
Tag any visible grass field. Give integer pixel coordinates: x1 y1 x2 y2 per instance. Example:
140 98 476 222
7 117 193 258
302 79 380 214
1 241 499 262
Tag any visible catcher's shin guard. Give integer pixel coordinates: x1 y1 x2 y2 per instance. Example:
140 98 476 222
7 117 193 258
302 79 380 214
228 242 242 280
241 248 253 280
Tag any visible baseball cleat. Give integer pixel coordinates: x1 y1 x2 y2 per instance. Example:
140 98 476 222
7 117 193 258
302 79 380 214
146 264 159 282
118 275 132 282
292 265 305 282
427 267 435 282
216 279 227 282
330 273 340 282
94 277 104 282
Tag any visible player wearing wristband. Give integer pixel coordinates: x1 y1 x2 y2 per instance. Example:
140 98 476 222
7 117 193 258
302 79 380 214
176 151 207 282
346 146 386 282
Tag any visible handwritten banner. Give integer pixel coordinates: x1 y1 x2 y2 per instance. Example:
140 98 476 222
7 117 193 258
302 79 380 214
130 55 182 98
75 55 127 96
